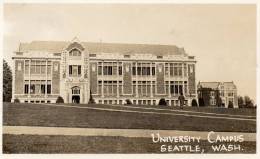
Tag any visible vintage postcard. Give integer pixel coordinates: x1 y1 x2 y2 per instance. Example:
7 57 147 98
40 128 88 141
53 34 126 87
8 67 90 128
1 1 258 158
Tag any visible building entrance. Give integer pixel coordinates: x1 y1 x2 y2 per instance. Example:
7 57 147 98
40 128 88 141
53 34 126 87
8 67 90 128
71 86 80 103
72 95 80 103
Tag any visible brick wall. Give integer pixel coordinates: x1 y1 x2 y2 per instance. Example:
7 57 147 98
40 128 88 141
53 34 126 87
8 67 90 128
156 63 165 95
52 61 60 94
90 62 97 94
188 64 196 94
14 60 24 94
123 62 132 94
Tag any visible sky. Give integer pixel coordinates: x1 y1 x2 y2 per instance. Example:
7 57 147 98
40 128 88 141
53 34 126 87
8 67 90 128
3 3 256 102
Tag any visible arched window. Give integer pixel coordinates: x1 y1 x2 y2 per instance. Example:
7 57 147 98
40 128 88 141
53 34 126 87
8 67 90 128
69 48 81 56
72 86 80 95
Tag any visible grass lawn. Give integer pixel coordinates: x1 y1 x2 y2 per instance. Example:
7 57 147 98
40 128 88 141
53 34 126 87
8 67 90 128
3 102 256 132
76 103 257 116
3 134 256 153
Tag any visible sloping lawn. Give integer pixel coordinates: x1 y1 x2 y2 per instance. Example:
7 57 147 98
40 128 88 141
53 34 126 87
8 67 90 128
3 103 256 132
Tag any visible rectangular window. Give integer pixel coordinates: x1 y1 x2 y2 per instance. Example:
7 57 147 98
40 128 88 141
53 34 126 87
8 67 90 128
47 85 51 94
30 85 35 94
137 67 141 75
184 64 187 77
152 67 155 76
118 66 122 75
178 67 182 76
78 66 81 75
147 67 150 75
98 66 102 75
25 63 29 74
41 85 45 94
132 67 136 75
36 65 40 74
174 67 178 76
69 65 72 75
24 84 29 94
47 65 51 75
103 66 113 75
89 54 96 57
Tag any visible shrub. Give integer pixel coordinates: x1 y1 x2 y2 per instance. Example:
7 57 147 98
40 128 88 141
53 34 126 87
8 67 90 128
125 99 132 105
88 97 96 104
158 98 167 106
88 90 96 104
56 96 64 103
198 98 205 107
191 99 198 107
228 101 234 108
14 98 20 103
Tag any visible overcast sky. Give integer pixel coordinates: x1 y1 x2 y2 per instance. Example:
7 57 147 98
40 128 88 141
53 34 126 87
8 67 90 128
3 4 256 101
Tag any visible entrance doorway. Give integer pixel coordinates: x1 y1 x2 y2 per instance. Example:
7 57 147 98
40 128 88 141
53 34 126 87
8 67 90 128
71 86 80 103
72 95 80 103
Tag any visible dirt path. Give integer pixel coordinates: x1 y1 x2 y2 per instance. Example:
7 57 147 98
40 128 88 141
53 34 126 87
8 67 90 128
3 126 256 141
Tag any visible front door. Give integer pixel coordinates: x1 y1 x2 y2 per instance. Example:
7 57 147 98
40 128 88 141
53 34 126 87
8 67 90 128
72 95 80 103
71 86 80 103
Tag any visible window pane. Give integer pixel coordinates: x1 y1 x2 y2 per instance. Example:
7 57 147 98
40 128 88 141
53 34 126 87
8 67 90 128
78 66 81 75
69 65 72 75
47 85 51 94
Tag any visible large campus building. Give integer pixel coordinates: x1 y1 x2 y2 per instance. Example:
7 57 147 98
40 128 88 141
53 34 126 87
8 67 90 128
197 81 238 108
12 38 197 106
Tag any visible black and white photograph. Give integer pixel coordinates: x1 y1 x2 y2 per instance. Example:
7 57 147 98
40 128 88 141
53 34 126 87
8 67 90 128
1 1 258 157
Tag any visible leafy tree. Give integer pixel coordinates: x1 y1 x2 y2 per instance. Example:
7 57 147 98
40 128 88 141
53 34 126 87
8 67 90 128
125 99 132 105
191 99 198 107
228 101 234 108
217 97 222 107
3 60 12 102
198 98 205 107
244 96 254 108
56 96 64 103
14 98 20 103
88 90 95 104
238 96 244 108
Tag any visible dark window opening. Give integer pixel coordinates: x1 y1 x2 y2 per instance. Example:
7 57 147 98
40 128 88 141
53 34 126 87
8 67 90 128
47 85 51 94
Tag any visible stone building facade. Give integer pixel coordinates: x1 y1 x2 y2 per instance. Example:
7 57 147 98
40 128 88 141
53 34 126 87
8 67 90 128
12 38 197 106
197 82 238 108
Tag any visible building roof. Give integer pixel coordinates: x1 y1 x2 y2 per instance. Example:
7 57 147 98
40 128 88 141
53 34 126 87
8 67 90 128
198 82 220 89
18 41 187 56
198 81 237 90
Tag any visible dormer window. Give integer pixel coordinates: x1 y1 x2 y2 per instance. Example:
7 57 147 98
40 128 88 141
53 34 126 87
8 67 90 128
124 55 130 58
69 48 81 56
157 55 163 59
89 54 96 57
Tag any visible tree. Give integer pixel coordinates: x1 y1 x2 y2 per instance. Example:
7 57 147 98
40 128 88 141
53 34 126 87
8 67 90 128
3 60 12 102
56 96 64 103
228 101 234 108
244 96 254 108
238 96 244 108
217 97 222 107
88 90 95 104
191 99 198 107
125 99 132 105
198 98 205 107
158 98 167 106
